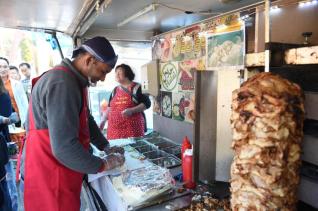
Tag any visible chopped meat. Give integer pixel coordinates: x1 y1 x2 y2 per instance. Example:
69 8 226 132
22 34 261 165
230 72 304 211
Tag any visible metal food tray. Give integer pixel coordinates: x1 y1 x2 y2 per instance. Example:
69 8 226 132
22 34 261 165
142 150 169 159
150 156 181 169
134 145 157 154
130 140 148 148
161 146 182 159
154 141 177 150
128 136 182 168
144 137 165 145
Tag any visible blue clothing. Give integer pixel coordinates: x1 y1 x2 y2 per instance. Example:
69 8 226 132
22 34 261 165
0 133 11 211
0 93 12 178
0 134 8 179
0 179 12 211
0 92 16 211
0 93 12 144
4 162 17 211
0 93 12 117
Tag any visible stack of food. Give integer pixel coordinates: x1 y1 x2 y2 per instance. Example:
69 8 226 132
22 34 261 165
230 72 305 210
112 164 173 207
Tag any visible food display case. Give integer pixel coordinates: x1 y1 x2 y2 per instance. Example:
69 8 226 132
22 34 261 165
88 136 183 210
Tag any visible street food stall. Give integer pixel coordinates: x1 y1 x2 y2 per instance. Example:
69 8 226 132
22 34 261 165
1 0 318 210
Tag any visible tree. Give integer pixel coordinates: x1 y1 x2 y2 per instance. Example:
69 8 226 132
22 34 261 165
19 38 34 62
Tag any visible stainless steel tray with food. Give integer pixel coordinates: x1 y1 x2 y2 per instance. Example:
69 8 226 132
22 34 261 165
154 141 177 150
161 146 181 159
134 145 157 154
144 137 165 145
142 150 169 160
150 156 181 168
129 140 148 148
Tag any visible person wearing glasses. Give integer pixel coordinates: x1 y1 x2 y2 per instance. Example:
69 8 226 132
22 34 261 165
20 37 125 211
0 58 28 128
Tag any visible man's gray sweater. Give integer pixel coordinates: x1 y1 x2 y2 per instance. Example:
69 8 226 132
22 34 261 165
20 59 108 177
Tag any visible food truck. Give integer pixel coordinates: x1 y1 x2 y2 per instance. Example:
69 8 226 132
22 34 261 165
1 0 317 210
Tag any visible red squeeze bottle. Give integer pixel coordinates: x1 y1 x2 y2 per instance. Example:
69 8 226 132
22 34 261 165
182 148 196 189
181 136 191 161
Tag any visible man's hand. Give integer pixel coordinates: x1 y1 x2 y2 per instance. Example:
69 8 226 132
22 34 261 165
103 153 125 170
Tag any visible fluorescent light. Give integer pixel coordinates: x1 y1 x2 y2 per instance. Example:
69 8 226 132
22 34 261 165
298 0 318 7
117 4 157 27
270 5 279 10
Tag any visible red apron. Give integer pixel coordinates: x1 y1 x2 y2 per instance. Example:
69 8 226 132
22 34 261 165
24 67 90 211
107 83 144 140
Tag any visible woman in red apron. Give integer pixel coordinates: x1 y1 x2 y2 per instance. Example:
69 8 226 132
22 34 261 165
24 67 90 211
106 64 150 140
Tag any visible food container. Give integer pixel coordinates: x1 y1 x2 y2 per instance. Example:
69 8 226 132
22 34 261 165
134 145 156 154
162 146 182 159
150 156 181 168
129 141 148 148
155 141 177 150
142 150 168 159
145 137 164 145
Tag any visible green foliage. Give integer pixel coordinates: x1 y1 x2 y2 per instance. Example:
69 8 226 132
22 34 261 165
19 38 34 62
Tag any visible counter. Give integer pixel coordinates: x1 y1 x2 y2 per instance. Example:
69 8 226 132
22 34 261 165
88 137 184 210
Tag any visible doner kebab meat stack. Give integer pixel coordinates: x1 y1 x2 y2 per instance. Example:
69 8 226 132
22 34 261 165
230 72 305 210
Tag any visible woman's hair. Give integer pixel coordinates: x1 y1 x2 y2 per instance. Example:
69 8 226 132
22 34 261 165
0 57 9 65
115 64 135 81
0 78 7 95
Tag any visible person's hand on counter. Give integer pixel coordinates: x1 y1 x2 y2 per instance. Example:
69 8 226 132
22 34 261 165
104 146 125 155
102 153 125 171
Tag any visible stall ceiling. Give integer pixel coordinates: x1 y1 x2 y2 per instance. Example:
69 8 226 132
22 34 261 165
0 0 93 35
0 0 263 40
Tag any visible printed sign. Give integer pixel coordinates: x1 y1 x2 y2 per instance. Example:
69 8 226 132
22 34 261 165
161 91 172 118
153 93 161 115
172 92 194 123
178 60 195 91
160 62 179 92
207 29 244 69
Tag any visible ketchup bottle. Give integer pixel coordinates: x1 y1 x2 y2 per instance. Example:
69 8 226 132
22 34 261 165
181 136 191 161
182 148 196 189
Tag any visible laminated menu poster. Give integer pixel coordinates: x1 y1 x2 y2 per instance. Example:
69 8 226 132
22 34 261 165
178 60 195 92
152 39 162 60
172 92 194 123
153 93 162 115
161 91 172 118
160 35 173 62
160 62 179 93
207 29 245 69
